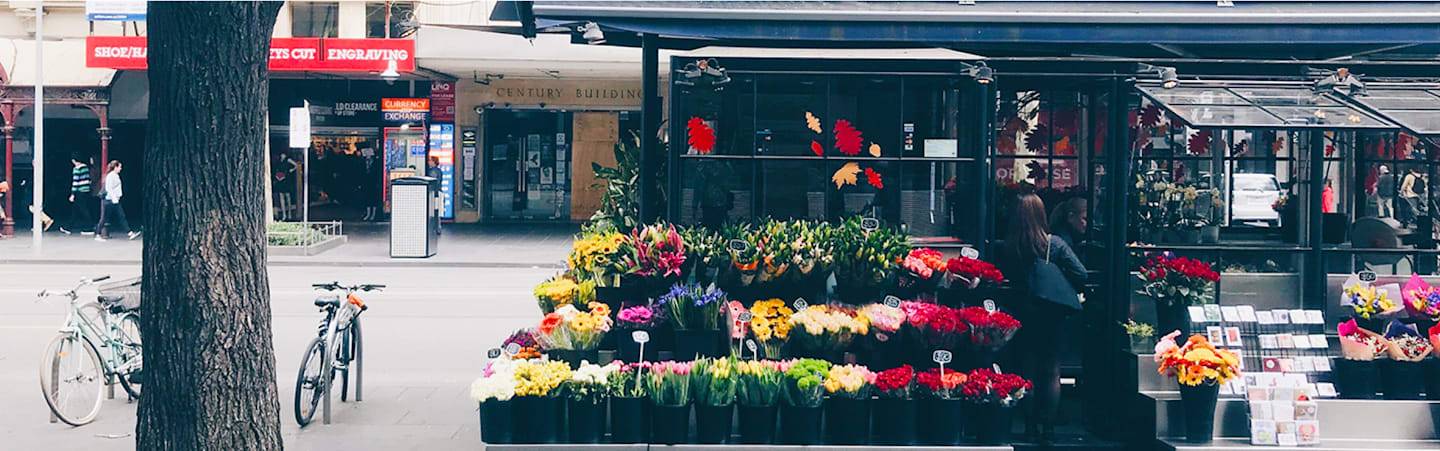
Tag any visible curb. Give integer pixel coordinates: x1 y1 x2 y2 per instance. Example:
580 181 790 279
0 259 566 269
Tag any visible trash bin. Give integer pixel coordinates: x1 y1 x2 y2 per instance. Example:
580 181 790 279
390 176 438 258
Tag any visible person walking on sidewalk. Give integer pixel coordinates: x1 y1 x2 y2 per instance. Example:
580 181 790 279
95 160 139 241
60 155 95 235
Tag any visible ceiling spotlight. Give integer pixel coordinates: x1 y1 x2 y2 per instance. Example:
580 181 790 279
1139 63 1179 89
380 59 400 83
958 61 994 84
580 21 605 45
675 58 729 89
1314 67 1367 96
474 72 504 85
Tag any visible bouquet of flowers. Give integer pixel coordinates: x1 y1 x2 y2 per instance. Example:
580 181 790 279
901 301 967 350
513 359 574 397
960 368 1032 407
471 356 519 402
750 299 795 358
533 276 596 314
1338 319 1387 361
659 283 727 330
1136 252 1220 306
1401 274 1440 320
874 365 916 399
736 360 784 407
945 256 1005 289
1383 321 1433 362
831 217 910 294
617 301 667 330
779 358 831 408
646 361 694 407
861 303 905 338
900 248 947 292
502 329 543 359
608 363 649 399
568 361 623 404
757 220 798 284
682 226 731 284
789 304 870 355
692 357 739 407
534 302 613 351
568 227 629 286
1344 274 1402 319
623 223 687 279
958 307 1021 351
1154 333 1241 386
917 368 967 399
722 223 762 285
824 364 876 400
787 220 836 283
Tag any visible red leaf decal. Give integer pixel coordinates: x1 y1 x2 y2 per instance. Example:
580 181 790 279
864 167 884 189
686 117 715 154
834 119 863 156
811 141 824 156
1326 144 1335 157
1187 130 1211 156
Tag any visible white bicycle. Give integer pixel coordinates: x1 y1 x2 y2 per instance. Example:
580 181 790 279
37 275 143 426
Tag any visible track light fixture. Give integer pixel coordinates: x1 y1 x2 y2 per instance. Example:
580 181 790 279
1314 67 1367 96
958 61 994 84
473 72 504 85
579 21 605 45
675 58 730 90
1138 63 1179 89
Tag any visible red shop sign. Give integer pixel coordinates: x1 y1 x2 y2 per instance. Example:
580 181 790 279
85 36 415 73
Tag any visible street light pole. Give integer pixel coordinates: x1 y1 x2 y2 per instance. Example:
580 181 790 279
32 1 44 255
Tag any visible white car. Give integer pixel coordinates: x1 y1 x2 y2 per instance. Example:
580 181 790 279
1231 173 1283 225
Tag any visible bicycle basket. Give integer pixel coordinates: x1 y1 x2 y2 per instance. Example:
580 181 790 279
97 277 142 312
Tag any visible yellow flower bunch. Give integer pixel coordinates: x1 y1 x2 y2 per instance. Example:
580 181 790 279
567 302 614 334
1345 283 1398 319
1157 335 1241 386
823 364 875 398
534 277 596 313
568 230 627 285
789 305 870 353
514 360 573 397
749 299 795 341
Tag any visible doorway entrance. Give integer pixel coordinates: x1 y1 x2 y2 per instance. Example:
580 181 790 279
485 110 574 220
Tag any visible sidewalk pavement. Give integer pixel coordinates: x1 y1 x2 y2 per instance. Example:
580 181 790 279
0 222 578 268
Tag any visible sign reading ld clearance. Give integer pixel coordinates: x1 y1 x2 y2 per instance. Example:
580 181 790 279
85 36 416 73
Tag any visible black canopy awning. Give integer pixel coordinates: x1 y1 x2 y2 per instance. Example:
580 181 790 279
1342 87 1440 138
1136 82 1399 130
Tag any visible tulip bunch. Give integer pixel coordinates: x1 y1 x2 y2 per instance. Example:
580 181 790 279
736 360 785 407
789 305 870 353
824 364 876 400
568 361 623 403
513 359 573 397
645 361 695 407
692 357 739 407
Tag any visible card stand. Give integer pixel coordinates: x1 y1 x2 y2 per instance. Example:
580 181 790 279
1244 379 1322 446
1200 306 1336 400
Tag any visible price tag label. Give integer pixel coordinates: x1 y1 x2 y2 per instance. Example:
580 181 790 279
738 312 754 323
631 330 651 344
876 332 890 342
983 299 997 313
860 217 880 232
932 350 953 364
993 363 1002 374
746 339 758 353
883 296 901 309
504 343 521 355
794 298 809 310
728 239 751 252
1358 270 1377 283
487 348 502 359
961 247 980 259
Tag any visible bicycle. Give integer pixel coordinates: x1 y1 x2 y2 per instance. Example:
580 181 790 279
294 281 382 427
37 275 143 426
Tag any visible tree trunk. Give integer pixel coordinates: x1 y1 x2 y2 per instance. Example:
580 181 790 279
138 3 284 450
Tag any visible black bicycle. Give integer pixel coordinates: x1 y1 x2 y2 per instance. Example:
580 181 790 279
294 282 382 427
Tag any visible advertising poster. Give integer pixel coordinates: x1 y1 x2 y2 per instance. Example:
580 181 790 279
428 124 456 219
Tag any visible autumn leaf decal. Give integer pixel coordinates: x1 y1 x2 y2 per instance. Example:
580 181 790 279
834 119 863 156
686 117 715 154
1054 136 1074 156
805 112 822 134
864 167 884 189
1187 129 1211 155
811 141 824 156
832 162 860 188
1139 104 1164 129
868 143 882 157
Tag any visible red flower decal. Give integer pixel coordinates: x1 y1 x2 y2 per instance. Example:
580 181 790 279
865 167 883 189
834 119 863 156
686 117 715 154
811 140 824 156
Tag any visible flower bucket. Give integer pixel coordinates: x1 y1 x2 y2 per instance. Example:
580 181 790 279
1424 359 1440 400
650 404 690 444
1130 335 1155 354
609 396 649 443
1179 383 1219 443
694 404 734 444
825 397 871 445
1381 359 1426 400
1333 358 1380 399
548 349 598 370
567 399 606 444
870 397 917 445
858 330 906 371
780 404 823 445
478 400 512 444
673 329 724 360
512 395 562 444
1155 301 1191 339
968 402 1014 444
916 398 965 445
618 327 658 362
737 404 777 444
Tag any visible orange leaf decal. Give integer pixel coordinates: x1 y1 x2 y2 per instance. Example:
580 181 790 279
1054 136 1073 156
811 141 824 156
832 162 860 189
805 112 822 134
834 119 863 156
865 167 884 189
868 143 881 157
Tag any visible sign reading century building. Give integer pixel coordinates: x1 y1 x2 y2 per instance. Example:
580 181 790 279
468 79 643 109
85 36 416 73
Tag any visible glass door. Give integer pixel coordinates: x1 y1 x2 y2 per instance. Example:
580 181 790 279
484 110 573 220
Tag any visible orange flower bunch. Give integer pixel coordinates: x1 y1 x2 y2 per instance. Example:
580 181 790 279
1155 334 1241 386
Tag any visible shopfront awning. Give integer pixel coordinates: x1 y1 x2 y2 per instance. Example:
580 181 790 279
1340 86 1440 138
0 38 117 88
1135 81 1398 130
672 46 981 61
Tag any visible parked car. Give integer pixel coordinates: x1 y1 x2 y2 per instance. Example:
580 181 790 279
1231 173 1283 225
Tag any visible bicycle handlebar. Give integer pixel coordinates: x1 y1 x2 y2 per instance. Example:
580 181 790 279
312 282 385 292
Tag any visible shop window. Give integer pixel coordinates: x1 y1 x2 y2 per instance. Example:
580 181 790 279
759 160 826 220
679 159 753 229
754 77 827 157
901 77 975 159
827 160 896 221
678 75 754 156
829 77 901 159
366 2 416 38
292 2 340 38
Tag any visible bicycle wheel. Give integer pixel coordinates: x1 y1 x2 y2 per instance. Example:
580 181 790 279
338 326 352 403
115 314 143 399
293 337 328 427
39 334 104 426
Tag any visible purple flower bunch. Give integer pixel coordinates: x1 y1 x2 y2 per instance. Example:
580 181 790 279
659 283 727 330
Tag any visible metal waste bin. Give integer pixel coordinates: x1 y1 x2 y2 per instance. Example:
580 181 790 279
390 176 438 258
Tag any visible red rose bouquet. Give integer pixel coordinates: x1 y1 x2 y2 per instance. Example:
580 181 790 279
945 256 1005 289
958 307 1021 351
960 368 1032 407
916 368 967 400
1137 252 1220 306
901 301 968 350
874 365 916 399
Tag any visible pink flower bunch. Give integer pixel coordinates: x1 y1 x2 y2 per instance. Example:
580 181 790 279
861 303 906 333
625 223 687 278
727 300 749 339
618 305 653 324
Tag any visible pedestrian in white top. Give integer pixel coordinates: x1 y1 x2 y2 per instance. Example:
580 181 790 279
95 160 139 241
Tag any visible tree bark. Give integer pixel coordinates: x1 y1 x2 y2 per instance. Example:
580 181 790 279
138 3 284 450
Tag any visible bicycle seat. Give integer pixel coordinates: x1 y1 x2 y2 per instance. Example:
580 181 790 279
314 295 341 307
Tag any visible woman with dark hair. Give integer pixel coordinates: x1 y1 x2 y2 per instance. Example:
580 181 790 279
999 193 1087 444
1048 197 1088 250
95 160 138 241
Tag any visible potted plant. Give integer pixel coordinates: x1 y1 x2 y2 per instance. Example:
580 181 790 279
533 275 595 315
736 360 783 444
532 302 612 370
646 361 693 445
471 356 518 444
616 301 665 362
961 367 1031 444
915 367 967 445
691 357 739 444
859 303 906 370
565 361 621 443
1336 318 1386 399
1380 321 1432 400
871 365 918 445
1123 319 1157 354
510 360 572 444
1136 252 1219 338
1154 333 1241 443
606 364 650 443
749 299 794 359
788 304 868 362
958 306 1021 371
779 358 830 445
824 364 875 445
661 283 727 359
